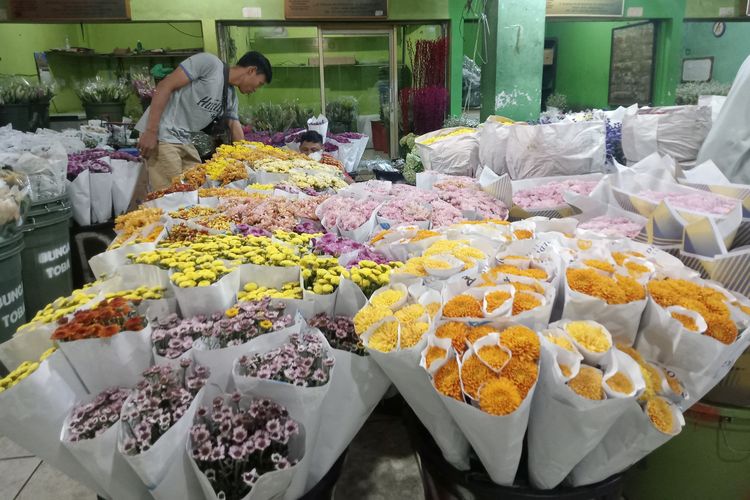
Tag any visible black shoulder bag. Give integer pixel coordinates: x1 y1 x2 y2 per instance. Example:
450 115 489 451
200 63 231 146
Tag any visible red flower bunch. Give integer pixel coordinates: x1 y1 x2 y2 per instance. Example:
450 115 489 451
52 297 147 342
145 183 194 201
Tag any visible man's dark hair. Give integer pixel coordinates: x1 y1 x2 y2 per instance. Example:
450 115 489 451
299 130 323 144
236 51 273 83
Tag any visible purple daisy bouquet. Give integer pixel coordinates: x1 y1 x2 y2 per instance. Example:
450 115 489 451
120 360 210 455
311 233 390 267
65 387 130 442
308 313 364 355
235 332 335 388
189 393 304 500
152 299 294 359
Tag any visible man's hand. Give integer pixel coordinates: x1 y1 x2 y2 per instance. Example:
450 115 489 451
138 130 158 158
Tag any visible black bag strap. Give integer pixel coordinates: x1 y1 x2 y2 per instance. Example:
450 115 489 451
219 63 229 121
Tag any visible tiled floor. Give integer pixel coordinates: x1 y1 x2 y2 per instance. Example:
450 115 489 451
0 408 423 500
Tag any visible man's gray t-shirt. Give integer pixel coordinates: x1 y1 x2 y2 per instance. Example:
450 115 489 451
136 52 239 144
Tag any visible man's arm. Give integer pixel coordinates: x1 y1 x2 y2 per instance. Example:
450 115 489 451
137 67 191 158
229 119 244 143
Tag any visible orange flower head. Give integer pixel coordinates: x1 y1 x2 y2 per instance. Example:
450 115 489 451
434 357 463 401
647 397 675 434
671 312 699 331
502 356 539 398
478 345 510 371
499 325 540 362
467 324 498 345
443 295 483 318
566 268 645 304
606 371 634 394
568 365 605 400
485 291 512 313
625 261 651 277
461 354 499 400
584 259 615 273
545 334 575 352
648 279 737 345
424 345 447 370
513 229 534 240
559 363 572 378
513 292 542 315
436 322 470 355
511 281 545 294
492 264 548 281
479 377 523 416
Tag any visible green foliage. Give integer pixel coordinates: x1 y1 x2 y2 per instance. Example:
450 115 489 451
326 96 359 130
675 81 732 105
545 93 568 111
75 78 131 104
241 101 316 132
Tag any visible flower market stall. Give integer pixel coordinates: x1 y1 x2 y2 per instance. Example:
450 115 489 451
0 123 749 500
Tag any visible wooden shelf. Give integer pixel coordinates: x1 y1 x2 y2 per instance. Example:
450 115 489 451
46 50 202 59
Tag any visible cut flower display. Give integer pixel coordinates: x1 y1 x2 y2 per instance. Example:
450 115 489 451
189 394 302 500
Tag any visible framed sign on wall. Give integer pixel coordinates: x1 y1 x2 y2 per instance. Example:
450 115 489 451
546 0 624 17
608 22 656 106
8 0 130 21
285 0 387 19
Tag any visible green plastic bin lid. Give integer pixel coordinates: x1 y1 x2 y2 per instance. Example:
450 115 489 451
0 232 25 259
23 195 72 231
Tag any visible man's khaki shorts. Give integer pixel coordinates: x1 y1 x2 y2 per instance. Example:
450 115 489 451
146 142 202 191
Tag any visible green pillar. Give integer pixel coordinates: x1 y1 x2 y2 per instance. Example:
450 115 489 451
480 0 546 122
652 0 686 106
448 0 465 117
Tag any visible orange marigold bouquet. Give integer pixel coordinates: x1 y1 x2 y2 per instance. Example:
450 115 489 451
636 276 750 402
422 324 541 486
51 297 153 393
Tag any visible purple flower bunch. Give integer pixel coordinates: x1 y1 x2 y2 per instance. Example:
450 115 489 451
513 179 599 210
308 313 364 355
378 199 431 224
190 394 301 499
67 149 114 180
605 119 624 165
430 199 464 228
432 181 509 219
327 131 364 143
294 220 323 234
578 215 644 238
236 332 335 387
201 298 294 350
638 190 737 216
121 359 210 455
152 313 216 359
66 387 130 442
234 224 272 238
311 233 390 267
318 197 382 231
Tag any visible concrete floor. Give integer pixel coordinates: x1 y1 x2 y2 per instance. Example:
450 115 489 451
0 410 423 500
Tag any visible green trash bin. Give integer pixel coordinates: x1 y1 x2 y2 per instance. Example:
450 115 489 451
21 196 73 319
0 233 26 342
624 401 750 500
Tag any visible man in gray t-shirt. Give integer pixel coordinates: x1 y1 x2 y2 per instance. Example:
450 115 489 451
136 51 272 190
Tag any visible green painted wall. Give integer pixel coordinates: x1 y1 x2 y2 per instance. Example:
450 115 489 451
544 21 632 109
683 21 750 83
481 0 547 122
686 0 748 17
